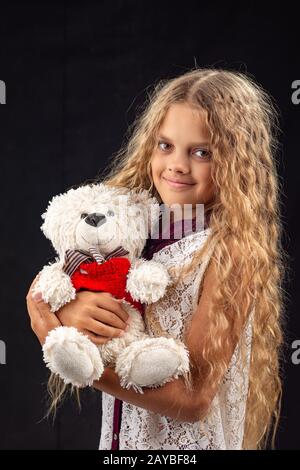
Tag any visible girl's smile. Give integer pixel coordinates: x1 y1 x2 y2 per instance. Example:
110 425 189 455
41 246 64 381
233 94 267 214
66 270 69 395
162 175 196 189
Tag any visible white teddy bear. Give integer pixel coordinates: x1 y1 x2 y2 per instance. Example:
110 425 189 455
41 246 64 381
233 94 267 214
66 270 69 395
32 183 190 393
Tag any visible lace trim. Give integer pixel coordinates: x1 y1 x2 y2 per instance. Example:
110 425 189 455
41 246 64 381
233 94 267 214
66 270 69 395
99 228 253 450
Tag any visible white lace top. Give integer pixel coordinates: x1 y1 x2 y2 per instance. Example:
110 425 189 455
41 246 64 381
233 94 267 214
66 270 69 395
99 228 253 450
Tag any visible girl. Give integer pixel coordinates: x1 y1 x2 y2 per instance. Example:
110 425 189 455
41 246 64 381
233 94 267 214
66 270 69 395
27 67 286 450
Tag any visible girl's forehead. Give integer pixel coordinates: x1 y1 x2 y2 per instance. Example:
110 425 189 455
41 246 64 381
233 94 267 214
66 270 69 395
158 103 211 142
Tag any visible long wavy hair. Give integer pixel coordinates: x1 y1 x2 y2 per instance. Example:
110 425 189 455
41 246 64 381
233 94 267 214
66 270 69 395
92 67 288 449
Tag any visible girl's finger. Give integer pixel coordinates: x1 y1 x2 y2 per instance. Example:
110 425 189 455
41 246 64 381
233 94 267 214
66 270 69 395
34 300 54 320
86 331 110 346
92 308 127 330
26 294 43 322
95 294 129 323
27 294 59 328
28 273 41 293
32 291 43 302
89 318 125 339
75 328 109 346
28 288 55 322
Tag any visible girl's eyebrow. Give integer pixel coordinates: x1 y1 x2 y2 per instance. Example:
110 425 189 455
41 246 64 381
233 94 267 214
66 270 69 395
157 134 210 147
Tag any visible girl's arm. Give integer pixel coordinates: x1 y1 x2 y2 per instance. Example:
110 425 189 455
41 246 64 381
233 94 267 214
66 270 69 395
93 367 207 423
93 256 252 423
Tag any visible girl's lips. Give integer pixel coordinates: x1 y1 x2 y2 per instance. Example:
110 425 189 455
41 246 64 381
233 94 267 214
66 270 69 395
162 177 195 189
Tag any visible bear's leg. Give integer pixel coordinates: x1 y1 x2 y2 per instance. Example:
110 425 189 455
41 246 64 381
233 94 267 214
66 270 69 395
115 337 190 393
43 326 104 387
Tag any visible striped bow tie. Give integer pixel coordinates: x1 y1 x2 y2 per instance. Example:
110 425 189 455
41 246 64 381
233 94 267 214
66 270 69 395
63 246 129 277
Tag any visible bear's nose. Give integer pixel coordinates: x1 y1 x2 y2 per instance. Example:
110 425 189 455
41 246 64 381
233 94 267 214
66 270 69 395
85 213 106 227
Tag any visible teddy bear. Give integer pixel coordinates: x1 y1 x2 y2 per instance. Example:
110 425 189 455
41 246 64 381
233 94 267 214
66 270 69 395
32 183 190 393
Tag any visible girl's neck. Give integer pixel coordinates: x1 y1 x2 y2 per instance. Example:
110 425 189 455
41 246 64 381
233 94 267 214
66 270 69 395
142 207 211 261
158 204 211 225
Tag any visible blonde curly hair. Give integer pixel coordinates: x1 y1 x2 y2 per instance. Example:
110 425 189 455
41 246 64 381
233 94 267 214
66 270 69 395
94 67 289 450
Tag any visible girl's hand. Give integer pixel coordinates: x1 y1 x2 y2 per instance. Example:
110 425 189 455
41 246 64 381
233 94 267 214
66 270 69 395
26 275 62 346
55 290 130 345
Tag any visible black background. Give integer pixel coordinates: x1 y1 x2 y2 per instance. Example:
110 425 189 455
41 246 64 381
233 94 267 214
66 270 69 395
0 1 299 449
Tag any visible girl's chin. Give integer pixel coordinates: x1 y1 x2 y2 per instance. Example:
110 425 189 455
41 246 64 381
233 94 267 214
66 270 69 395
159 198 197 212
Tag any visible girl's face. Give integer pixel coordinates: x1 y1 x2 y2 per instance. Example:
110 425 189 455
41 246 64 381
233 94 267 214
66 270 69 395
150 103 215 216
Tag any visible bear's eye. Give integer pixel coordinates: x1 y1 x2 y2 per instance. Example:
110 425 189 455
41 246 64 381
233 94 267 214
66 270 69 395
107 210 114 217
81 213 88 219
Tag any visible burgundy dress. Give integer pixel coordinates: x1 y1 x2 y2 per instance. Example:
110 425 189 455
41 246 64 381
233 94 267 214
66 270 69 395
109 211 210 450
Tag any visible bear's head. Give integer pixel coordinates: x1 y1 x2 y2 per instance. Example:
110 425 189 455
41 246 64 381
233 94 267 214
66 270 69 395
40 183 160 262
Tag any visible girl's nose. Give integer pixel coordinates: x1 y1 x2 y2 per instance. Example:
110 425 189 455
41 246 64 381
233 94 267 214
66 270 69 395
167 152 190 174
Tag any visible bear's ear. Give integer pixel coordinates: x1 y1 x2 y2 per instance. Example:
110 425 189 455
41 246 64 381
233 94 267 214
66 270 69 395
39 191 74 257
40 193 62 241
128 188 160 233
41 209 55 241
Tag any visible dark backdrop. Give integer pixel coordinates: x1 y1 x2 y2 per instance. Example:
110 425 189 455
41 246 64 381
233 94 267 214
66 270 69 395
0 1 298 449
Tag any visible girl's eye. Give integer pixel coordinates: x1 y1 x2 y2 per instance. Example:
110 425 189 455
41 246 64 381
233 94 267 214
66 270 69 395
158 140 211 160
194 148 211 159
158 141 172 152
81 213 88 219
107 210 114 217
